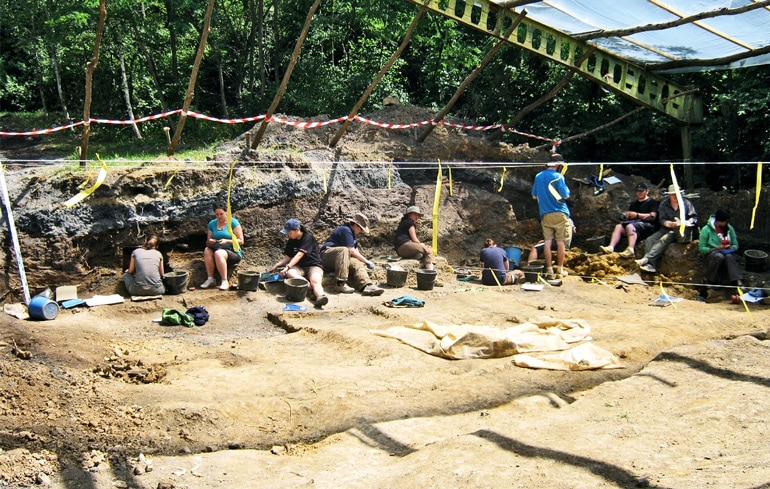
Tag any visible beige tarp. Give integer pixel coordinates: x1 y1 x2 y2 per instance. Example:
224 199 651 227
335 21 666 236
371 318 623 370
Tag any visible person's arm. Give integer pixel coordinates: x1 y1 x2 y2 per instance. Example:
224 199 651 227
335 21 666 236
159 256 165 276
408 225 420 244
348 246 368 263
205 228 216 248
232 224 244 246
126 256 136 274
271 255 293 275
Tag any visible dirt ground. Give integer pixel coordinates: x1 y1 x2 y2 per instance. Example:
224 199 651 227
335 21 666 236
2 103 770 488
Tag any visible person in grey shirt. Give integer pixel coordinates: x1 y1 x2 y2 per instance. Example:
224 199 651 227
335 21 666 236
124 235 165 296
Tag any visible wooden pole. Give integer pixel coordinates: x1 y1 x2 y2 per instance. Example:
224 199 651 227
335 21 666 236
249 0 322 149
80 0 107 167
0 168 31 304
168 0 217 156
329 2 428 148
417 10 526 144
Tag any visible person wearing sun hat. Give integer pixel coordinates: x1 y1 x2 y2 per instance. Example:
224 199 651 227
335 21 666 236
394 205 434 270
599 181 659 258
635 184 698 273
270 218 328 307
321 213 384 296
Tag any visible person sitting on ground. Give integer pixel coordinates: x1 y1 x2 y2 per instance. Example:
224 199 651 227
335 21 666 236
123 235 165 296
270 219 328 307
394 205 434 270
527 218 576 266
635 184 697 274
200 201 244 290
600 182 659 258
480 238 525 286
696 209 744 300
321 213 384 296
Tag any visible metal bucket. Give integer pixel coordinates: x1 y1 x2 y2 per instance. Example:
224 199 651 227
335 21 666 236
163 270 188 295
415 269 437 290
284 278 309 302
28 296 59 320
237 270 261 291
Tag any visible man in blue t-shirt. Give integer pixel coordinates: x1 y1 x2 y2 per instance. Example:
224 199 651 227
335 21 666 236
531 154 571 279
479 239 524 285
320 213 383 296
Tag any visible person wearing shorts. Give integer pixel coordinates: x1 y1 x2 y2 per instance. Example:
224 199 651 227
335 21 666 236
531 153 571 279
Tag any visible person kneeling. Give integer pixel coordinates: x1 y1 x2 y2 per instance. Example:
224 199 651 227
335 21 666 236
320 213 384 296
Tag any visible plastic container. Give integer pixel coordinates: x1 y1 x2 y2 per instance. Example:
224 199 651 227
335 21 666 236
386 267 409 287
28 296 60 320
284 278 309 302
237 270 261 291
520 264 544 283
504 246 522 268
745 249 768 272
415 269 437 290
163 270 188 295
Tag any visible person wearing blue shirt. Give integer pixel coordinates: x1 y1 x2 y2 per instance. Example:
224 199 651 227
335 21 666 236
200 201 244 290
321 213 384 296
531 154 571 279
479 238 524 285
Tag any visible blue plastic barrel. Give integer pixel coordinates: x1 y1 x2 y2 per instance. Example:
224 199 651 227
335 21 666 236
505 246 522 268
28 296 60 320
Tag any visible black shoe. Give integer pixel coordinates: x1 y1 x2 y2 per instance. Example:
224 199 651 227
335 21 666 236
315 295 328 307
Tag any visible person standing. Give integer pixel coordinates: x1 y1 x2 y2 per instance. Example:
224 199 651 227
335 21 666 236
600 182 659 258
480 239 525 285
697 209 744 299
531 153 571 279
201 201 244 290
394 205 434 270
123 235 165 296
321 213 384 296
635 185 697 273
270 219 328 307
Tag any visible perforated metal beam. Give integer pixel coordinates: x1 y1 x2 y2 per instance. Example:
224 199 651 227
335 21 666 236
405 0 703 124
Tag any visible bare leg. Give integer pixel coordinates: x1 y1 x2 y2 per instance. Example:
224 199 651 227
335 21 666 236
214 249 229 281
543 239 553 268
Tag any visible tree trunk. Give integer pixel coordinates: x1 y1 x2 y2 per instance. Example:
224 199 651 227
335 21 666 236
273 0 280 83
217 51 229 118
164 0 180 83
43 4 70 120
258 0 266 100
117 35 142 139
168 0 217 156
33 49 48 114
80 0 107 166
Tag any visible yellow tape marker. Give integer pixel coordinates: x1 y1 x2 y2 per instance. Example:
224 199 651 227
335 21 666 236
322 168 328 194
64 157 108 207
598 163 604 181
659 281 677 309
163 166 180 191
388 165 392 189
448 166 453 196
750 162 762 230
737 286 752 320
498 166 507 192
669 164 686 236
560 163 568 175
226 161 240 253
490 268 503 291
432 161 442 256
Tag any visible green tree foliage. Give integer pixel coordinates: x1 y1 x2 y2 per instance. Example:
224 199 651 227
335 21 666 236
0 0 768 167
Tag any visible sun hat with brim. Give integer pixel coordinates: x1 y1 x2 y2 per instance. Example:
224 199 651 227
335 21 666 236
665 184 683 195
350 213 370 234
281 218 301 234
405 205 422 216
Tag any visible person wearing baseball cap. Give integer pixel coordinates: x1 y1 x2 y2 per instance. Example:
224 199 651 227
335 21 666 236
393 205 434 270
270 218 328 307
635 183 698 274
531 153 570 279
320 213 384 296
599 182 659 258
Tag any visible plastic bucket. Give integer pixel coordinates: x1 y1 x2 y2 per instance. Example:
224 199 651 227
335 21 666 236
745 249 768 272
238 270 261 291
284 278 309 302
386 268 409 287
520 264 544 283
505 246 522 268
163 270 188 295
28 296 59 320
415 269 437 290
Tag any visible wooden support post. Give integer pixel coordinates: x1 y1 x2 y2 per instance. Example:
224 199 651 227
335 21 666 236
329 2 428 148
249 0 322 150
417 10 526 144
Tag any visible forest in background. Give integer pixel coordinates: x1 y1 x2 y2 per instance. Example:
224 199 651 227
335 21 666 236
1 0 769 188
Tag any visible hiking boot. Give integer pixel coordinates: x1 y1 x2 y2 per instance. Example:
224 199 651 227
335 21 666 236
335 283 355 294
219 280 230 290
200 277 216 288
635 257 648 266
315 295 329 307
619 248 635 258
599 245 614 254
362 284 384 296
639 263 656 273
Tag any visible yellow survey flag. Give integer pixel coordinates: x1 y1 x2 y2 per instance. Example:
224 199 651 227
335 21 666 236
432 161 442 256
750 162 762 230
64 157 108 207
226 161 240 253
